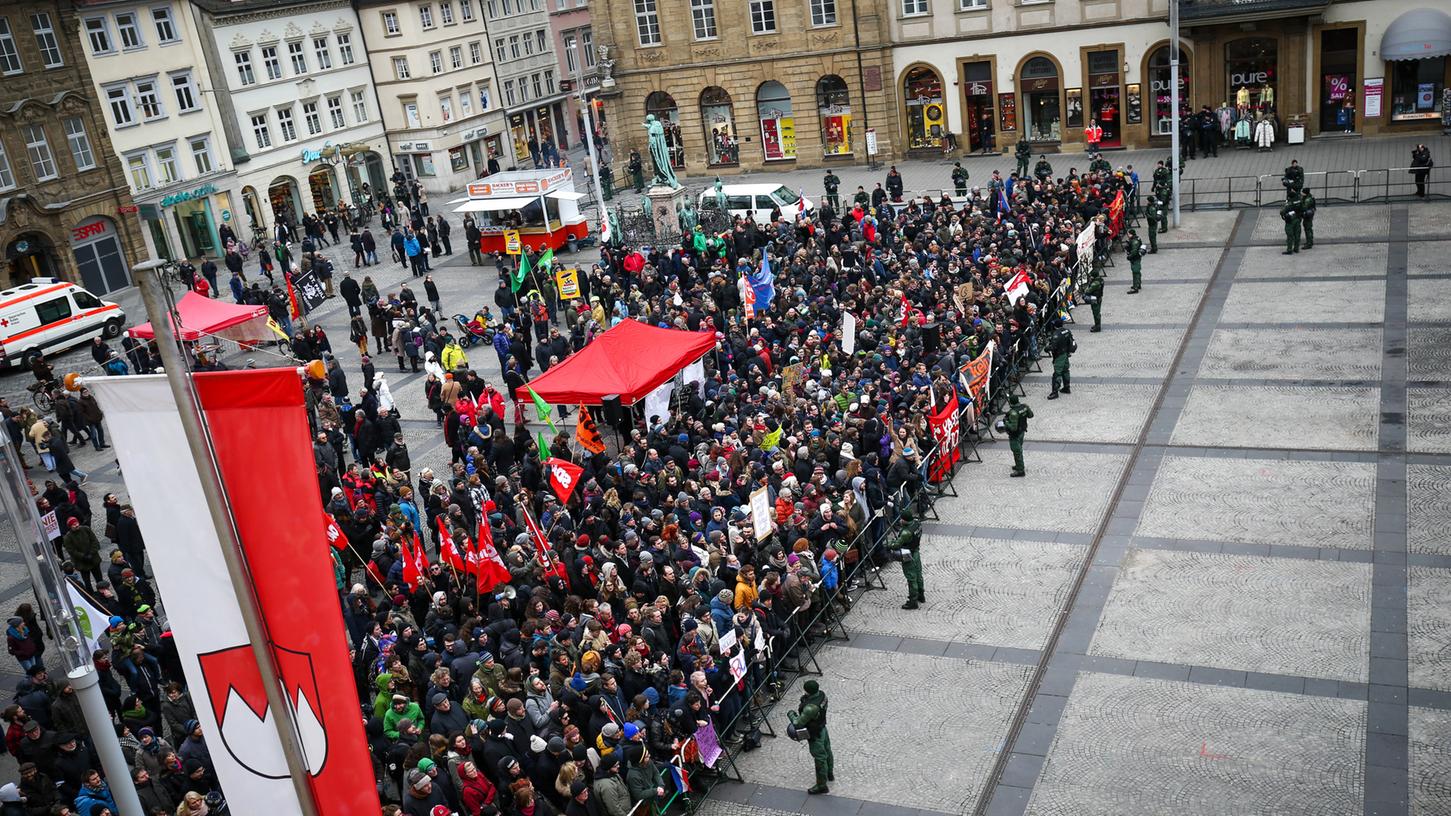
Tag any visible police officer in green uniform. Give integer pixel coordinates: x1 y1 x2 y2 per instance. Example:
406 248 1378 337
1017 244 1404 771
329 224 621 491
1143 196 1161 253
896 505 924 609
1089 153 1111 176
1298 188 1316 249
823 170 841 211
852 185 870 209
1046 318 1075 400
601 159 614 200
1015 139 1032 177
951 162 969 197
1082 267 1105 331
1004 394 1034 477
1280 192 1302 254
628 150 644 192
1126 230 1145 293
1034 155 1054 181
1282 159 1305 196
788 680 833 794
1152 160 1171 193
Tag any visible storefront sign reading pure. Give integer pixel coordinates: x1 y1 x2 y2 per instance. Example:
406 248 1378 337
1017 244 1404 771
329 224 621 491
161 184 218 208
1364 78 1383 118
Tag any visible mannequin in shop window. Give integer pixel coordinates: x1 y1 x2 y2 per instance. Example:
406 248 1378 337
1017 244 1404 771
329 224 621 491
1260 84 1274 110
1236 85 1251 112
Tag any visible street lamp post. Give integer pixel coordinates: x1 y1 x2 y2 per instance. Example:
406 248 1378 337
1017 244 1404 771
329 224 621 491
569 42 607 220
1170 0 1182 227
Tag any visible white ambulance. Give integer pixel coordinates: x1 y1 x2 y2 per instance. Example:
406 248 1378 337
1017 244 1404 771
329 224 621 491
0 278 126 369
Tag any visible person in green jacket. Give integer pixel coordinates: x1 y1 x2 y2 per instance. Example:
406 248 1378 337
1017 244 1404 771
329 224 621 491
789 679 833 794
383 693 423 739
61 518 102 590
1015 139 1032 177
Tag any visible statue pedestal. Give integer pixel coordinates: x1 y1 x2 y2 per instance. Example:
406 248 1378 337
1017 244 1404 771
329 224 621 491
646 185 686 244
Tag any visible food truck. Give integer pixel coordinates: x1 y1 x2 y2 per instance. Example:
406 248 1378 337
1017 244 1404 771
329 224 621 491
451 167 589 254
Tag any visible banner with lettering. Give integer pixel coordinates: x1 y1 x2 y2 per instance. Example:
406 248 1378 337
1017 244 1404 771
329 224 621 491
959 343 993 410
928 386 961 482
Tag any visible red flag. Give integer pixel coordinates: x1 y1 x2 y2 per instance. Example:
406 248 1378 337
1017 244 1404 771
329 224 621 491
398 533 422 591
899 293 912 328
285 272 301 319
437 517 465 572
411 532 430 578
521 505 569 588
473 516 511 593
546 457 584 505
1108 190 1126 238
191 369 380 815
322 511 347 551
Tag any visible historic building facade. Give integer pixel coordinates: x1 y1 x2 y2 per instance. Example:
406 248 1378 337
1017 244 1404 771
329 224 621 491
592 0 898 175
0 0 145 292
357 0 509 194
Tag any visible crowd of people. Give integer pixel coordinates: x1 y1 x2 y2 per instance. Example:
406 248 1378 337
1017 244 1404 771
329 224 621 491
0 150 1140 816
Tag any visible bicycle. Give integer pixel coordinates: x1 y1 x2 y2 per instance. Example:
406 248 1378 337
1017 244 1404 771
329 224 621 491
26 380 55 414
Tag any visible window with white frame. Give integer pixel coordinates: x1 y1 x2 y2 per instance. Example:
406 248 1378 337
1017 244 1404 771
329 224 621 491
250 112 271 148
393 55 410 79
519 78 529 102
403 100 420 128
303 100 321 135
0 17 22 74
536 30 546 52
0 142 14 190
504 79 515 106
235 50 256 85
494 38 506 62
171 71 199 112
502 0 512 16
154 143 178 185
429 50 443 73
382 11 400 35
327 94 345 128
479 82 490 109
189 135 212 175
277 107 297 141
116 12 143 49
337 32 354 64
544 69 554 94
22 124 56 180
351 89 368 121
125 152 152 189
135 78 165 119
459 87 473 116
582 29 594 65
151 6 178 43
749 0 775 32
84 17 113 55
958 0 986 9
450 46 462 69
469 41 482 64
287 40 307 73
440 94 453 122
634 0 660 45
523 33 533 56
810 0 836 26
314 36 331 69
420 4 434 28
461 0 475 21
486 0 498 18
532 73 542 97
690 0 716 39
509 35 519 59
30 13 63 68
104 84 134 126
441 1 455 24
563 33 577 72
64 117 95 171
901 0 927 14
255 46 278 80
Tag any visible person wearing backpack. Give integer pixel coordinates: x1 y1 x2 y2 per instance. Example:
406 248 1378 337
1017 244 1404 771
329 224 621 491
1046 318 1076 400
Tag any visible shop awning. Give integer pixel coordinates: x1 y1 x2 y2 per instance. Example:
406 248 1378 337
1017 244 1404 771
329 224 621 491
454 196 535 213
546 190 587 201
1382 9 1451 61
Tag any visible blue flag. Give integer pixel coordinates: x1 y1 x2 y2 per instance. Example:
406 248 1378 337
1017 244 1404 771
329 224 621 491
749 255 776 311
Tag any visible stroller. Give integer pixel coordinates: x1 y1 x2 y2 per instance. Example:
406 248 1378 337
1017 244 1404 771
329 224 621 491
452 314 491 347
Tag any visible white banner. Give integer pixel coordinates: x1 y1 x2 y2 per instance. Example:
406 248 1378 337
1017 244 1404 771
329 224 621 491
1075 222 1096 271
65 579 112 655
749 486 773 541
683 359 705 396
841 312 857 355
644 379 674 426
87 375 304 816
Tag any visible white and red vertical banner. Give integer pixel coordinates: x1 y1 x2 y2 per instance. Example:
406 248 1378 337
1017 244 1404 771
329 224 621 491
927 385 962 483
89 371 379 816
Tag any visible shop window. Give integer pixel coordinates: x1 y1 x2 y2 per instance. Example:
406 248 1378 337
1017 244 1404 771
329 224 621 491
1390 57 1445 122
816 75 851 156
903 66 944 150
1148 45 1190 136
700 86 738 166
756 81 795 160
1227 38 1277 112
1019 56 1060 142
645 91 685 169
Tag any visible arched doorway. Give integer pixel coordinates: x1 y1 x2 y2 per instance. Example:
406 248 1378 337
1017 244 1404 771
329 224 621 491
4 232 60 287
755 81 796 161
644 91 685 170
1019 55 1062 142
1145 43 1193 137
308 164 338 212
241 186 263 235
69 216 130 294
816 75 852 157
268 176 301 226
700 87 738 166
902 66 945 151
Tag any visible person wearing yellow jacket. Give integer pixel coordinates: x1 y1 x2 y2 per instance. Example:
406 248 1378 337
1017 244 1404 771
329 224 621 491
440 338 468 373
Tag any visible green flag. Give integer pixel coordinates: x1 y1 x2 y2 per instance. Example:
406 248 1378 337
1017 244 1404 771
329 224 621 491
511 250 532 292
537 248 555 273
537 431 550 462
528 386 557 433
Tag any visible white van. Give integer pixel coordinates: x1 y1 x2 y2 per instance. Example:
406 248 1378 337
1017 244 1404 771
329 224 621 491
698 184 813 226
0 278 126 368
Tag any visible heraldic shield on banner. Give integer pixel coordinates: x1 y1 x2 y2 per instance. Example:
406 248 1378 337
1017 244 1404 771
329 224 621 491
198 643 329 779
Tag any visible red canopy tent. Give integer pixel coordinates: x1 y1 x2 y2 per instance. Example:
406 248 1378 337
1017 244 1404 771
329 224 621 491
127 292 269 342
525 320 715 405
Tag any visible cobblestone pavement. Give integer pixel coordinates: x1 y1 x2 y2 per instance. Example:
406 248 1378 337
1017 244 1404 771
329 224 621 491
699 200 1451 815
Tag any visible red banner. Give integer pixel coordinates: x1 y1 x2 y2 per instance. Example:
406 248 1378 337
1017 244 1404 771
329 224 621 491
1108 190 1125 238
546 457 584 505
927 386 962 482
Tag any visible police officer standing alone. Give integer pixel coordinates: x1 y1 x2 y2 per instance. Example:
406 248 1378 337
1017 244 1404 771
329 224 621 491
1126 229 1145 293
1047 318 1075 399
952 162 969 198
897 506 924 609
1083 267 1105 331
1016 139 1032 177
1004 394 1034 477
823 170 841 211
788 680 833 794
